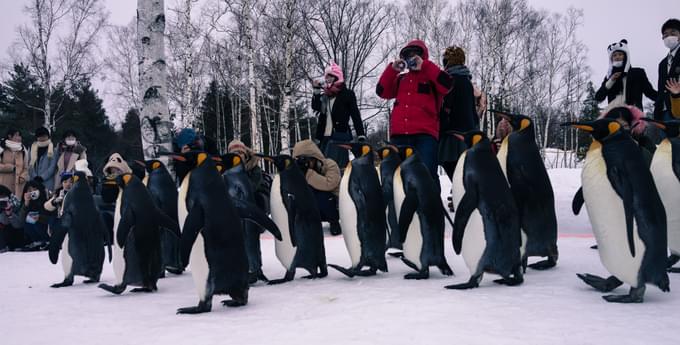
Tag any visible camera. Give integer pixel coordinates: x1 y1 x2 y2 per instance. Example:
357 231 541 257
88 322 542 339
0 198 8 210
397 57 418 71
295 156 311 171
30 190 40 200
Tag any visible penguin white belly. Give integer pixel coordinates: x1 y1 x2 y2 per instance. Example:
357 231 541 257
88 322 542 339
270 174 297 270
339 164 361 267
178 172 191 233
496 138 527 257
583 146 646 287
452 152 485 275
394 167 422 269
189 232 210 300
112 191 126 285
651 140 680 255
61 234 73 277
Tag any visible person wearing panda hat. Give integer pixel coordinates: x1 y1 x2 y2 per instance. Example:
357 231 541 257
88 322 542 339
595 39 657 113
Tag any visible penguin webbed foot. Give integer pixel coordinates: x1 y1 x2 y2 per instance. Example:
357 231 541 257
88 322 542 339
493 266 524 286
166 267 184 275
668 267 680 273
83 276 100 284
576 273 623 292
222 289 248 307
445 274 482 290
354 268 378 277
50 277 74 288
221 299 247 307
437 263 454 276
603 286 645 303
248 270 269 284
404 270 429 280
527 257 557 270
130 286 157 293
328 264 355 278
667 255 680 271
177 300 212 314
590 244 598 250
387 251 403 258
98 283 127 295
267 271 295 285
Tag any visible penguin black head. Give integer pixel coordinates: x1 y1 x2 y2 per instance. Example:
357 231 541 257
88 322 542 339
336 142 374 159
642 118 680 138
259 154 296 172
563 118 624 141
377 144 399 161
137 159 164 173
172 151 211 170
448 130 489 149
491 110 533 131
72 171 88 184
220 153 244 170
397 145 418 161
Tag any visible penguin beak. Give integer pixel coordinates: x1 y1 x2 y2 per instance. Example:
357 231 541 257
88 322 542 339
447 130 466 142
211 156 223 162
134 160 146 168
335 143 353 150
641 118 667 130
562 122 594 132
489 109 513 121
256 154 274 163
170 155 187 162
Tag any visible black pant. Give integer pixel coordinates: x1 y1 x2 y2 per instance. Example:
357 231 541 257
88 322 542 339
0 225 25 250
321 132 352 170
313 189 339 223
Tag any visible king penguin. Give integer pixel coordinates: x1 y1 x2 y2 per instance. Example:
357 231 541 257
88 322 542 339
221 152 281 283
643 118 680 273
262 154 328 284
139 159 183 275
174 151 264 314
567 119 669 303
492 110 558 270
446 130 523 289
393 146 453 279
49 172 111 287
98 173 180 294
328 142 388 277
377 144 403 255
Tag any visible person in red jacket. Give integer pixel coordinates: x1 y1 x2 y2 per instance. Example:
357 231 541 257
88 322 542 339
376 39 452 179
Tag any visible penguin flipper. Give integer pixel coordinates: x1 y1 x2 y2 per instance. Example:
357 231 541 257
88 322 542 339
233 199 282 241
180 204 205 268
116 206 135 248
397 189 418 243
48 225 68 264
157 208 181 238
98 214 113 263
572 187 584 215
452 191 478 255
284 193 298 247
606 166 636 257
671 138 680 182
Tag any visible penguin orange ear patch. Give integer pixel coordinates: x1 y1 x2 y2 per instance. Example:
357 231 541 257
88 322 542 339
197 153 208 166
405 148 414 158
382 148 390 158
520 119 531 130
216 165 224 173
232 155 241 167
72 175 80 183
608 121 621 134
472 134 483 145
361 145 371 156
122 174 132 185
151 161 161 170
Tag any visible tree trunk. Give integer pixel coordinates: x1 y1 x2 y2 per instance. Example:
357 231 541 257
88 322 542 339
278 0 295 154
138 0 174 167
243 0 261 152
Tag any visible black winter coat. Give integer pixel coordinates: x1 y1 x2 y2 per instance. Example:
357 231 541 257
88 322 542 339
439 73 479 133
312 86 365 141
595 67 657 111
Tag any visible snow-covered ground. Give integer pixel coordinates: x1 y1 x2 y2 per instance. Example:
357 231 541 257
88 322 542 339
1 169 678 345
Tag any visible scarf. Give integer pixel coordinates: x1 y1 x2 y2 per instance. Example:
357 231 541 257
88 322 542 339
446 65 472 78
4 140 23 152
30 141 54 168
324 82 344 97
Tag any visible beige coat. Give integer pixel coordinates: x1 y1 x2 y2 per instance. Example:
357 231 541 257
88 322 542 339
292 139 341 195
54 144 87 188
0 147 29 196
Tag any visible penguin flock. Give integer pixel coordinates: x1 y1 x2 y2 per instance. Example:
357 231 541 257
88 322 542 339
45 114 680 313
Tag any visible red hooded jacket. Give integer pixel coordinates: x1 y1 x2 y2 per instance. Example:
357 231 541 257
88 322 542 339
376 40 452 140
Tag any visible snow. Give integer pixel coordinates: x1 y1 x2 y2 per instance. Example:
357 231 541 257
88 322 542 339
1 168 679 345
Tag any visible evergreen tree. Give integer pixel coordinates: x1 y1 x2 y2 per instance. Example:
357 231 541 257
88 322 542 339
200 80 232 151
577 82 600 159
114 108 144 162
0 64 45 140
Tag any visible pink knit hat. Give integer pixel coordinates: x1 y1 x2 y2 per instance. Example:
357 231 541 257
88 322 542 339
599 105 647 135
324 62 344 84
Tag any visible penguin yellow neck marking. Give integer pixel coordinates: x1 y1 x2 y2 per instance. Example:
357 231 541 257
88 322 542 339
520 118 531 130
588 140 602 152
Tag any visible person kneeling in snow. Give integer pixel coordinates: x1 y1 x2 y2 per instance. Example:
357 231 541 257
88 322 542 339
292 140 342 236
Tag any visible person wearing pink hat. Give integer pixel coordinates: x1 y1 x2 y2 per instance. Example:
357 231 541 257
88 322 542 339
601 106 656 166
312 62 365 170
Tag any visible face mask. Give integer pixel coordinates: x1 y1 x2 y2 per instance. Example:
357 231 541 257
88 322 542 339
29 190 40 200
664 36 679 50
65 139 76 146
612 61 623 68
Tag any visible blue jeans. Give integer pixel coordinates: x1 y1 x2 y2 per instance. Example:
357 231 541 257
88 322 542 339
390 134 439 180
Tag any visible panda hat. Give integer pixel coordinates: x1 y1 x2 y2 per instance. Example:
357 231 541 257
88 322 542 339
606 39 631 78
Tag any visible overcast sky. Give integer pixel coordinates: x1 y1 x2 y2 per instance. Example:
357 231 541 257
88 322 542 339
1 0 679 119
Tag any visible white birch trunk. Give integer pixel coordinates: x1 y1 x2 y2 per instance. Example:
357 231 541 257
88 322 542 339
278 0 295 154
138 0 174 166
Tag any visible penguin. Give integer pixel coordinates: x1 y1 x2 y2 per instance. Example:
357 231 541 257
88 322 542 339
328 142 388 277
567 119 670 303
221 152 281 284
393 146 453 280
446 130 523 289
98 173 180 294
173 151 270 314
642 118 680 273
261 154 328 284
138 159 183 275
491 110 558 270
49 171 112 287
377 144 403 255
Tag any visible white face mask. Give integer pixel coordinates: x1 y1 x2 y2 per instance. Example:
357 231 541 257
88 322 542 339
664 36 679 50
65 139 76 146
612 61 624 68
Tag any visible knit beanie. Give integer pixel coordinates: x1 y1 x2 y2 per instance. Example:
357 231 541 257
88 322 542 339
443 46 466 67
324 62 345 84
